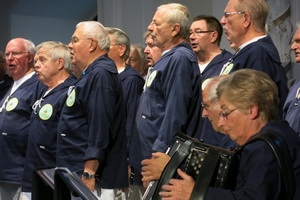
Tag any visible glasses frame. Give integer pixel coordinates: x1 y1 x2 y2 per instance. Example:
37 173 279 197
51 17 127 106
4 51 30 59
223 11 246 18
190 30 214 38
219 108 237 120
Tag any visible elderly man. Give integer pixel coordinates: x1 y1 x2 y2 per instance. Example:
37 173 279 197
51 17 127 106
143 31 162 67
283 24 300 134
127 44 147 78
0 51 13 101
20 41 76 200
129 3 201 189
0 38 38 200
56 21 128 199
220 0 288 118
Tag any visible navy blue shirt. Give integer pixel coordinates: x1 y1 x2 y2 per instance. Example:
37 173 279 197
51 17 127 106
220 36 288 118
56 55 128 189
283 80 300 134
0 74 39 184
205 120 300 200
129 42 201 168
21 75 76 192
195 49 236 149
119 65 144 150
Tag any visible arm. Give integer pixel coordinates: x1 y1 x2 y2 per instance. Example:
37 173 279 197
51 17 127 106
82 160 99 191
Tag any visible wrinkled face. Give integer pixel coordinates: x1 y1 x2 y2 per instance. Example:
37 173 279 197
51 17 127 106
144 35 162 66
291 27 300 63
34 47 61 86
68 26 92 77
108 34 121 62
189 20 214 54
202 87 223 133
127 49 143 73
218 94 250 145
220 0 246 47
5 39 33 81
147 6 174 51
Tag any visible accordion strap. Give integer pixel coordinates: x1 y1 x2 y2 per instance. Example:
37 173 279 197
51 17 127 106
190 148 221 200
247 132 295 200
152 140 191 199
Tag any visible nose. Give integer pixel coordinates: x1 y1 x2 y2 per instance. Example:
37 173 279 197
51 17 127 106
68 42 73 50
144 46 150 54
202 108 208 117
148 22 154 32
218 114 226 129
291 41 297 50
220 16 227 25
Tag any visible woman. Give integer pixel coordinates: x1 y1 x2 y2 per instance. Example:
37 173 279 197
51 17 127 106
160 69 300 200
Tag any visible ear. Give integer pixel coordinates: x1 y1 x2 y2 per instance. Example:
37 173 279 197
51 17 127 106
243 12 251 29
119 44 126 58
57 57 65 70
210 31 218 44
249 105 259 120
89 38 97 52
28 53 34 64
171 23 181 37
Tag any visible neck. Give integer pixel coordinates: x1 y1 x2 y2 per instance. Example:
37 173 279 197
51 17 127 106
114 59 126 71
161 37 186 52
47 70 69 90
198 46 222 64
240 119 267 145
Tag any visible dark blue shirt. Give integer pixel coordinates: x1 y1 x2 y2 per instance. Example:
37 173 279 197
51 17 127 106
0 74 39 184
205 120 300 200
129 42 201 168
220 36 288 118
21 75 76 192
56 55 128 189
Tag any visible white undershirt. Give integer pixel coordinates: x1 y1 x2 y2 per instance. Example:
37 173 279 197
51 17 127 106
10 72 35 95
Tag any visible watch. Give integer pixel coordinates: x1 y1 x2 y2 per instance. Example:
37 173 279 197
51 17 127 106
82 172 96 179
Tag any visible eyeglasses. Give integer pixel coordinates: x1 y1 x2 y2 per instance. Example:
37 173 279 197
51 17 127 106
190 30 214 37
70 37 92 44
4 51 29 58
219 108 237 120
201 102 210 110
223 12 245 18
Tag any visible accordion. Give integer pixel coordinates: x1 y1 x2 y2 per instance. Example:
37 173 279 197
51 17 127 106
143 132 241 200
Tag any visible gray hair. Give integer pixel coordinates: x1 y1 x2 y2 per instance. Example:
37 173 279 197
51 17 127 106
235 0 268 33
158 3 190 40
36 41 73 74
24 39 36 55
76 21 110 51
105 27 131 60
130 44 146 65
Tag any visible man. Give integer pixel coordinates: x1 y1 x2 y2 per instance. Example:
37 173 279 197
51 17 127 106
0 51 13 101
127 44 147 78
56 21 128 199
106 27 144 150
20 41 76 199
143 31 162 67
129 2 201 188
106 27 145 200
283 24 300 134
190 15 234 148
0 38 38 200
220 0 288 118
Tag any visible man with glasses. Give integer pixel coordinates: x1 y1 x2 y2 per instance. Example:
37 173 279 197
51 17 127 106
0 51 13 101
0 38 38 200
220 0 288 118
56 21 128 199
283 23 300 134
190 15 234 149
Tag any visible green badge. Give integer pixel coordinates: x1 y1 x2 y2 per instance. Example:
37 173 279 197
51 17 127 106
146 70 157 87
39 104 53 120
66 89 75 107
222 63 234 75
6 98 18 111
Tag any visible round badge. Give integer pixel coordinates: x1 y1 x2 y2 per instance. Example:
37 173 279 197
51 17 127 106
146 70 157 87
66 89 75 107
6 98 18 111
39 104 53 120
222 63 234 75
201 78 213 91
